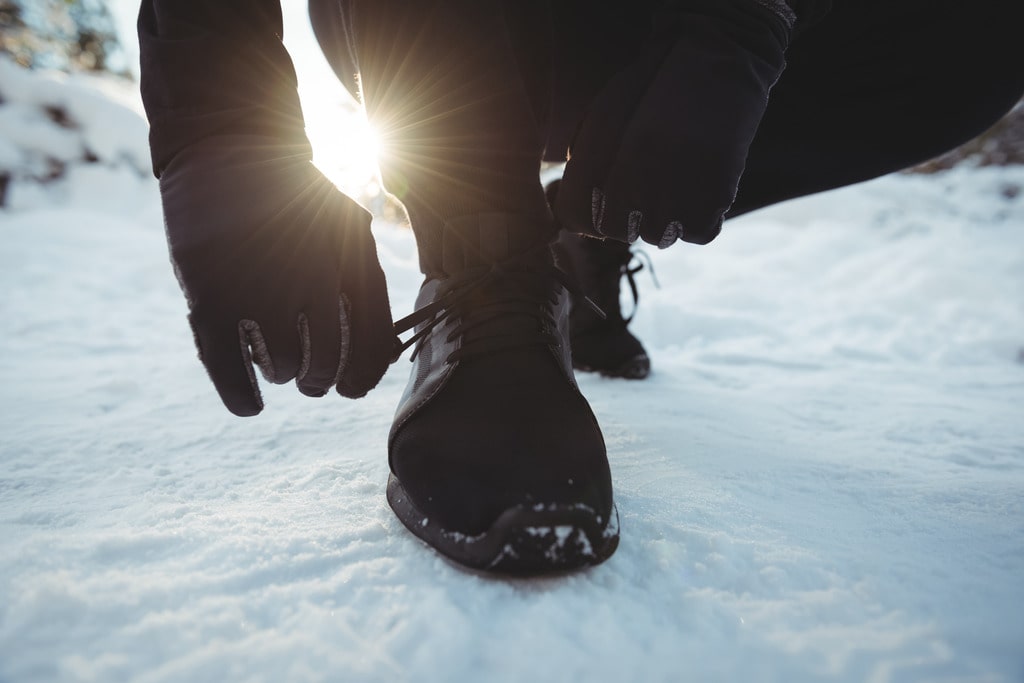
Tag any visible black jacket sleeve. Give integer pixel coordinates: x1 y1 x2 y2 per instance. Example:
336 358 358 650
138 0 312 177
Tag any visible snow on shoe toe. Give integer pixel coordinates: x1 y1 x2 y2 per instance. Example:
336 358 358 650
387 474 619 576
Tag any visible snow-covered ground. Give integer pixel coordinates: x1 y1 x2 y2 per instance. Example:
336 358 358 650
2 43 1024 683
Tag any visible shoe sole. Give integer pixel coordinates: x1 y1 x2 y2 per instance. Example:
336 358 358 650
387 473 619 576
574 353 650 380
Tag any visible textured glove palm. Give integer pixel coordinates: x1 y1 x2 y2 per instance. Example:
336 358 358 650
160 135 394 416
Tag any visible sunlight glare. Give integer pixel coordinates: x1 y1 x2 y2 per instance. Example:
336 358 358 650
306 99 384 197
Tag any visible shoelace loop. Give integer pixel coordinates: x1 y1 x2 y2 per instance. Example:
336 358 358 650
620 249 659 325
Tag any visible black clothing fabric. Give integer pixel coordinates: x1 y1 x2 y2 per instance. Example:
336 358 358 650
324 0 556 276
543 0 1023 235
303 0 1024 249
140 0 1024 263
138 0 310 177
732 0 1024 216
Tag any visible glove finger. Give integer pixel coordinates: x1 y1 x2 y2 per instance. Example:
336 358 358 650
295 303 344 398
591 184 644 244
601 159 698 249
246 317 302 385
190 314 264 417
336 252 394 399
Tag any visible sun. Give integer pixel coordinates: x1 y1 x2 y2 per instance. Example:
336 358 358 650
304 97 385 202
281 6 389 207
317 111 382 174
295 70 384 203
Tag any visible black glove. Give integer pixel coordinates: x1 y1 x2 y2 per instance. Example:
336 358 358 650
555 0 792 247
160 135 394 416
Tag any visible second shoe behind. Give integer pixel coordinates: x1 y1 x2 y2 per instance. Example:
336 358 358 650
547 179 652 380
553 231 652 380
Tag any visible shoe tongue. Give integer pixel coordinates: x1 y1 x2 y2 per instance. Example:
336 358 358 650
463 282 541 349
436 214 560 355
441 213 555 275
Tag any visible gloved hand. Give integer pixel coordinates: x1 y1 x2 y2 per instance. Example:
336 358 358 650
159 134 394 416
555 0 791 247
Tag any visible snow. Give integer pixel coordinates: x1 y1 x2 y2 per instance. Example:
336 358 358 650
0 57 149 175
3 46 1024 683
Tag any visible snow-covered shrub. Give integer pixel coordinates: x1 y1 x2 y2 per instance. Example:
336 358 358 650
0 57 151 209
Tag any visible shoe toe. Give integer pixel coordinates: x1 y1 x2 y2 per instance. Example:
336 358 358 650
388 350 616 572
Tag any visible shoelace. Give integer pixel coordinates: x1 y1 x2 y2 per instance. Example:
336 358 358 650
619 249 659 325
391 247 604 364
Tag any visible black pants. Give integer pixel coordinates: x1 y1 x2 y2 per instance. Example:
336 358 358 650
310 0 1023 223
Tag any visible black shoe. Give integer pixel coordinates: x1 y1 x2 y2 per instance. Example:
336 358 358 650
552 230 652 380
388 213 619 575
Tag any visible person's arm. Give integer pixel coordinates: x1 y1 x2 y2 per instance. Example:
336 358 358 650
139 0 395 416
555 0 829 247
138 0 309 177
